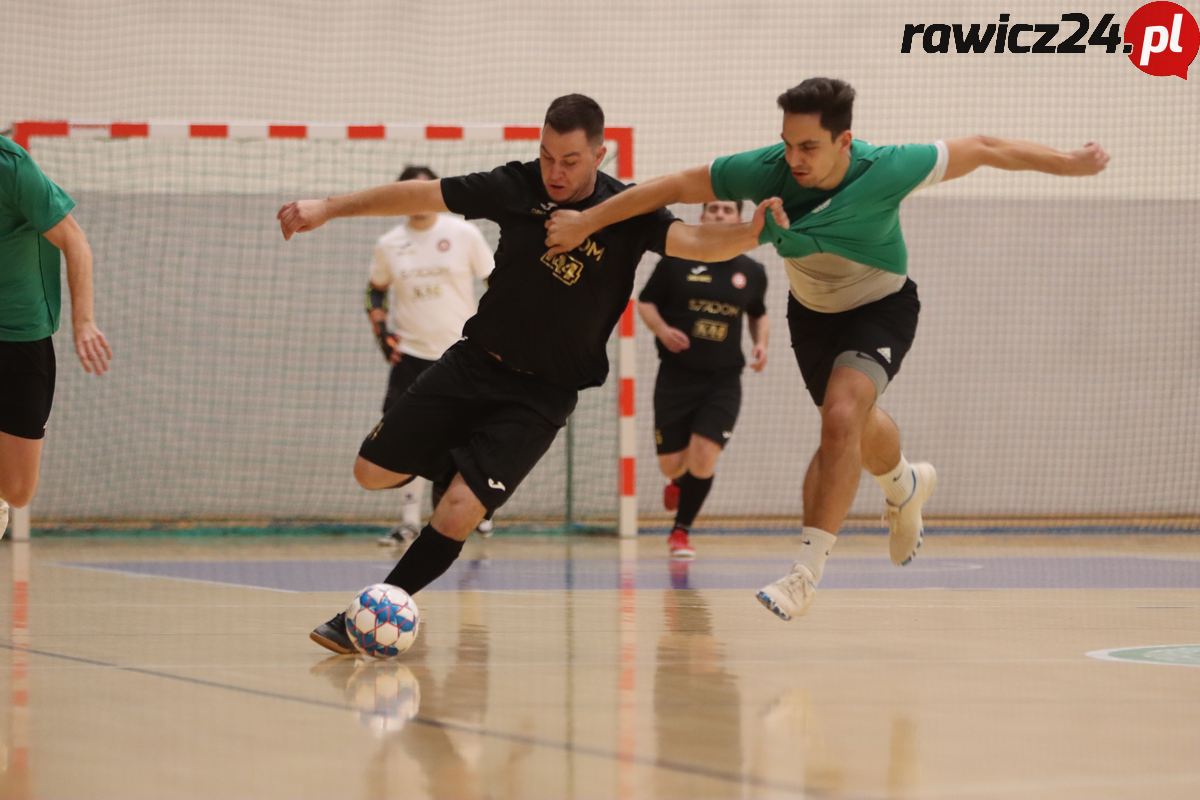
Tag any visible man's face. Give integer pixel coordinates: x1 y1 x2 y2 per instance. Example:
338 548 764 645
539 126 605 204
699 200 742 224
780 112 852 189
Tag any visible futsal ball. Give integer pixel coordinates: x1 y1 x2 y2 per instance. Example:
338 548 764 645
344 583 420 658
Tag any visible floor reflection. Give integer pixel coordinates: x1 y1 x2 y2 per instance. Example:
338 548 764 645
654 566 745 795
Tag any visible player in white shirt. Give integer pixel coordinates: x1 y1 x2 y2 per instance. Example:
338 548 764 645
366 165 496 544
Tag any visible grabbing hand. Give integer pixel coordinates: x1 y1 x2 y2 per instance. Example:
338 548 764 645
1065 142 1109 176
658 327 690 353
73 320 112 376
750 197 789 240
544 209 591 256
750 343 767 372
277 199 332 240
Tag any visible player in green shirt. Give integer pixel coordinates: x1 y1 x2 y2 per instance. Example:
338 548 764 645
0 134 112 536
545 77 1108 621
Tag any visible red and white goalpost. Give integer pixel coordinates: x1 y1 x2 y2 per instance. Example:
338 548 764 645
13 119 640 538
11 120 634 175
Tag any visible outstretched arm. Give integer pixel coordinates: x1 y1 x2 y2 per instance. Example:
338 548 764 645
43 214 112 376
942 136 1109 182
664 198 787 262
545 165 716 256
277 179 449 240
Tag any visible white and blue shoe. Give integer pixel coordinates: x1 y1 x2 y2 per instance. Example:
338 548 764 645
756 563 816 621
885 462 937 566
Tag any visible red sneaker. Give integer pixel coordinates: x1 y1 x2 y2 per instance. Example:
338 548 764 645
663 481 680 511
667 527 695 560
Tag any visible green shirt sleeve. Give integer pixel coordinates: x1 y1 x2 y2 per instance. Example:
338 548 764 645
869 143 939 201
9 147 75 233
709 143 787 204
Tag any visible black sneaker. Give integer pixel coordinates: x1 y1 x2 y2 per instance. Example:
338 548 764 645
310 612 356 655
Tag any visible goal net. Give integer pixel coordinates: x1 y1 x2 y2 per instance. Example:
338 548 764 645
19 122 633 530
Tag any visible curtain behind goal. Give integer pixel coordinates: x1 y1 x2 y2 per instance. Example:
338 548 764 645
27 132 626 527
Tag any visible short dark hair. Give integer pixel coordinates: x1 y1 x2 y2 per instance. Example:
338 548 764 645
544 94 605 146
776 78 856 138
397 164 437 182
703 199 744 216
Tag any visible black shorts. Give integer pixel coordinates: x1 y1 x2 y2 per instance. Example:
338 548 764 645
787 279 920 407
382 353 437 414
0 337 56 440
652 362 742 454
359 339 578 514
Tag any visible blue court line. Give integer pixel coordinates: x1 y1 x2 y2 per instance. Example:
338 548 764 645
27 522 1200 538
641 525 1200 535
0 640 873 800
56 555 1200 593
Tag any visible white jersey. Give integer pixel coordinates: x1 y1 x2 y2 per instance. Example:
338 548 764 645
369 214 494 360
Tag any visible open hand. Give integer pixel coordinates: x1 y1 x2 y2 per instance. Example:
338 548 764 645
73 320 112 376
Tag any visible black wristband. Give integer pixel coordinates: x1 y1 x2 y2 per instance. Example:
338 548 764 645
365 285 388 313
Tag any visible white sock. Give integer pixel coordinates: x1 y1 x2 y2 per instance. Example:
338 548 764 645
399 477 426 528
875 455 915 506
796 526 837 584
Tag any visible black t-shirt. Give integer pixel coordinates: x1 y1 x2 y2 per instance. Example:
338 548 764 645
638 254 767 371
440 161 676 389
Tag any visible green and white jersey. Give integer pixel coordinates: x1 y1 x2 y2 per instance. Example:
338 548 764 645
711 139 947 312
0 135 76 341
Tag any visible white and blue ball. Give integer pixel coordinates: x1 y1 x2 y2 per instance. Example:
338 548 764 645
344 583 420 658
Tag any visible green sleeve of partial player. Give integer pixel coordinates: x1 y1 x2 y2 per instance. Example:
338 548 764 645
11 150 75 233
709 143 786 204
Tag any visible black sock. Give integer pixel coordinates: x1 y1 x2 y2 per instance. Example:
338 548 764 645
383 524 464 595
674 472 713 530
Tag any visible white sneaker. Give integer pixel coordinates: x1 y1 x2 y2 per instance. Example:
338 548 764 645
377 523 419 546
755 563 817 621
0 500 8 540
476 518 494 538
885 462 936 566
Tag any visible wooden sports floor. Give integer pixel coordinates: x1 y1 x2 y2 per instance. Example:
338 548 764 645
1 530 1198 799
